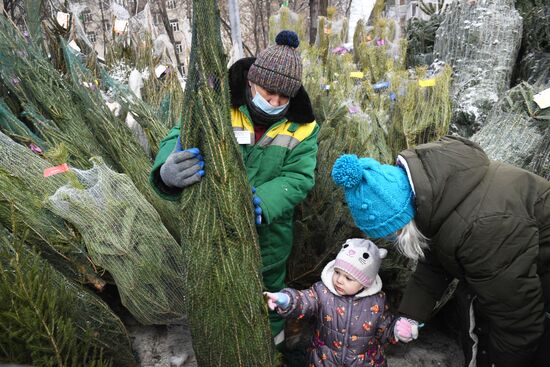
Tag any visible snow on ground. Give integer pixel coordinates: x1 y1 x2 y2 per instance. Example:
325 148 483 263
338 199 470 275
127 317 463 367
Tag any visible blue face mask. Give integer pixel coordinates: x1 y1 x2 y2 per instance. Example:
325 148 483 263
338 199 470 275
251 87 289 115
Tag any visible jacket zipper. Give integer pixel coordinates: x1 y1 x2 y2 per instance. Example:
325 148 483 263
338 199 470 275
340 297 353 365
245 118 287 162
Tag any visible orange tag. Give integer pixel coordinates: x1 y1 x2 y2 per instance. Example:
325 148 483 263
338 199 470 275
44 163 69 177
324 27 331 34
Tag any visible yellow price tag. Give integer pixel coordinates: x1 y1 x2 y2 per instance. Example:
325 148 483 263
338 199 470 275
350 72 364 79
418 79 436 87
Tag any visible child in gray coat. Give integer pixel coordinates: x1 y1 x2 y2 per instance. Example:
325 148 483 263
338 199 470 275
265 238 418 367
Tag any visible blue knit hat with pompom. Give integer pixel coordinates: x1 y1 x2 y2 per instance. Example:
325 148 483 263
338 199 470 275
247 30 302 97
331 154 415 239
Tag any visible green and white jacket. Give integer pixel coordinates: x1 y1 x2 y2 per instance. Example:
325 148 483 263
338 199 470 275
149 58 319 295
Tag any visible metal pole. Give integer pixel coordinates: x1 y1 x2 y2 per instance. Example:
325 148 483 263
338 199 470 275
228 0 244 59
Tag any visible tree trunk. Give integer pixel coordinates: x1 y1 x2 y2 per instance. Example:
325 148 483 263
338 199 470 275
227 0 243 60
158 0 184 75
309 0 327 45
99 1 108 59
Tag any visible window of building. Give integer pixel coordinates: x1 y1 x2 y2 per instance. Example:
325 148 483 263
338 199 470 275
87 32 96 43
167 0 176 9
153 13 162 26
175 41 183 54
81 9 92 23
170 19 179 32
102 19 110 31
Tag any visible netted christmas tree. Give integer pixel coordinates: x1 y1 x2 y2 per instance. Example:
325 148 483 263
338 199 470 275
471 82 550 179
47 158 186 325
434 0 523 136
177 0 274 365
0 0 189 334
0 128 103 287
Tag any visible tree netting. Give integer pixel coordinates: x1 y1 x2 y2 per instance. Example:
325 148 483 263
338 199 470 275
47 158 186 325
433 0 523 136
471 82 550 180
178 0 274 365
0 129 103 287
61 40 181 239
0 13 181 238
0 226 135 367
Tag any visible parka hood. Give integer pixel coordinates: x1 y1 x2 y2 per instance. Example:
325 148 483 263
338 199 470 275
228 57 315 124
399 136 490 237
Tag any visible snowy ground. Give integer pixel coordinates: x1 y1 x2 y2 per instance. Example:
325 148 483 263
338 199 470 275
127 315 464 367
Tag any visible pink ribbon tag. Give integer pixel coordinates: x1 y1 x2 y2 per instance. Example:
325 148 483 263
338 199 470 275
29 143 43 154
44 163 69 177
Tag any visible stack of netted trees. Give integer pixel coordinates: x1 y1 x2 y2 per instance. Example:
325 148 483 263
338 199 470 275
0 0 276 365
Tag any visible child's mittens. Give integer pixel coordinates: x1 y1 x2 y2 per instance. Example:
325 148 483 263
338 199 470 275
264 292 290 311
394 317 419 343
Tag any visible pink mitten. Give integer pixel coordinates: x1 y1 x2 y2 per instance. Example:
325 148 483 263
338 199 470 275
263 292 290 311
394 317 419 343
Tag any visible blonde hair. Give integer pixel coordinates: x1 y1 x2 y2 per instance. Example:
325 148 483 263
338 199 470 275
394 220 429 261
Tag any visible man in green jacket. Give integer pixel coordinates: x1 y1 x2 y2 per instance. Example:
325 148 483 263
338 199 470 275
149 31 318 350
331 136 550 367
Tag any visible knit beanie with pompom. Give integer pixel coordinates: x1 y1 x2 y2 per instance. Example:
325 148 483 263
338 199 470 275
331 154 415 239
247 30 302 97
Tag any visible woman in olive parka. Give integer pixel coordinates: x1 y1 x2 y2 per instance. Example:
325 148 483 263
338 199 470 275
331 136 550 367
149 31 318 347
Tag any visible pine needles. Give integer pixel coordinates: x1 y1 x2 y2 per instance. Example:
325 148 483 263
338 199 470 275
177 1 274 365
0 226 135 367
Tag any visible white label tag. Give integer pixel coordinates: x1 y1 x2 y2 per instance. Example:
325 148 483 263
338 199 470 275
534 88 550 109
234 130 251 145
68 40 81 52
56 11 70 29
114 19 128 34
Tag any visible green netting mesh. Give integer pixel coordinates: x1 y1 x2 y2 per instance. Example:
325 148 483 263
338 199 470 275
178 1 274 365
47 158 186 325
61 41 181 240
0 227 135 367
0 129 103 287
471 82 550 179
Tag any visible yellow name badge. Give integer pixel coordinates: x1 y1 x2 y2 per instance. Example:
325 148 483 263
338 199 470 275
418 79 436 87
350 72 364 79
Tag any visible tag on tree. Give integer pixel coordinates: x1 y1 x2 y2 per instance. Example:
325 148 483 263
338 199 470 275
533 88 550 109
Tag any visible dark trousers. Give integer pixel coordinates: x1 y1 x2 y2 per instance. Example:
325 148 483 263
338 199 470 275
533 315 550 367
439 282 549 367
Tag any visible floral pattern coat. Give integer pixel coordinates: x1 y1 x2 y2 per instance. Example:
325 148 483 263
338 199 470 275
278 266 397 366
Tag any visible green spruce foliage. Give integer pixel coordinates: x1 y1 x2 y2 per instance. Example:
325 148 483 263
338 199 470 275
0 225 135 367
178 1 274 366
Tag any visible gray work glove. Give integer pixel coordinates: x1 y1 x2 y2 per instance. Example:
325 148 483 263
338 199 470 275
160 143 205 188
